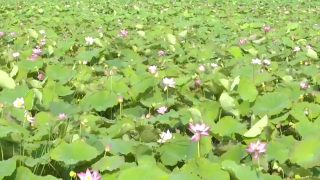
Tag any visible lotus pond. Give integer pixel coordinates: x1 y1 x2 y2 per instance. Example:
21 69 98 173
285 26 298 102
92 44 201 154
1 0 320 179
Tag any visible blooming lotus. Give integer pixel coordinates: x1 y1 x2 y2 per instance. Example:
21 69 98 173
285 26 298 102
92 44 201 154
158 50 165 56
188 122 210 142
251 58 262 65
12 52 20 57
157 106 167 114
163 77 175 91
77 169 101 180
32 48 42 55
58 113 67 119
263 26 271 32
39 30 45 34
157 130 173 143
246 140 267 159
263 59 270 65
211 63 218 68
24 110 35 123
118 29 128 37
198 64 205 72
38 73 44 80
148 65 157 74
85 37 94 45
13 97 24 108
294 46 300 52
300 82 308 90
239 38 247 44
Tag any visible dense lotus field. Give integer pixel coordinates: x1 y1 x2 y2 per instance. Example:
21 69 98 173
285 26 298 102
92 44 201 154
1 0 320 179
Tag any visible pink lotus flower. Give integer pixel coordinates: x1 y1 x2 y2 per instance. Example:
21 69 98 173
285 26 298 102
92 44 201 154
117 94 123 103
28 53 38 61
300 82 308 90
157 106 167 114
0 32 4 36
306 45 312 49
38 73 44 80
263 26 271 32
239 38 247 44
58 113 67 119
33 48 42 55
188 122 210 142
77 169 101 180
39 38 46 45
118 29 128 37
246 140 267 159
195 79 201 86
148 65 157 74
105 144 111 152
158 50 165 56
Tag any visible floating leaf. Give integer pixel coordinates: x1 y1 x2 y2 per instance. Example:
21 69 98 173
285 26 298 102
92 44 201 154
117 165 168 180
237 76 258 102
9 65 18 78
289 137 320 168
0 70 16 89
287 22 299 30
307 49 318 59
219 92 239 119
167 34 176 45
50 140 99 165
92 156 125 172
178 30 187 37
243 115 268 137
27 28 38 39
227 46 243 58
252 92 292 116
0 158 16 179
137 31 146 38
94 38 104 47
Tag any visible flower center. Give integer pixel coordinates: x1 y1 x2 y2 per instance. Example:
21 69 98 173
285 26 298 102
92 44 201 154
86 175 91 180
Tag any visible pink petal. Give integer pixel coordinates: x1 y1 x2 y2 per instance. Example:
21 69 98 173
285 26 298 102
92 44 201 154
256 140 261 145
189 123 196 133
246 148 254 153
203 126 210 132
200 131 209 136
77 173 86 180
249 142 256 148
257 142 267 150
259 149 266 153
253 153 259 160
92 170 99 178
190 134 200 141
199 123 206 131
85 169 92 177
